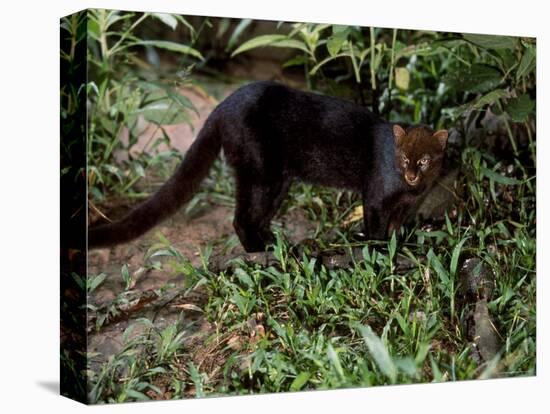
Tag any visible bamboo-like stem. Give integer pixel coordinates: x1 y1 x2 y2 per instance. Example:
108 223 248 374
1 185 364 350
388 29 397 91
497 101 519 157
369 27 377 91
386 29 398 117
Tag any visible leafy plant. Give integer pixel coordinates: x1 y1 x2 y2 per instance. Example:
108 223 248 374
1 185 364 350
439 34 536 157
86 10 204 201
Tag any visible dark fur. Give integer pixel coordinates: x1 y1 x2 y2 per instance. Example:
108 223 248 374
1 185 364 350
89 81 447 252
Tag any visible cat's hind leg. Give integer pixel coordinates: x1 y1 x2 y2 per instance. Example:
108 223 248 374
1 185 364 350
257 179 291 244
233 174 290 252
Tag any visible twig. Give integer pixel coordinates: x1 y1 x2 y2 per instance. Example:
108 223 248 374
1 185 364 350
89 200 112 222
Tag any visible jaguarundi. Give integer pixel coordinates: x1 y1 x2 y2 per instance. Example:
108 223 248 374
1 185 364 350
89 81 448 252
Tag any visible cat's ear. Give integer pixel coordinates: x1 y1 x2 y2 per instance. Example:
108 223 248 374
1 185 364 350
393 125 407 146
433 129 448 150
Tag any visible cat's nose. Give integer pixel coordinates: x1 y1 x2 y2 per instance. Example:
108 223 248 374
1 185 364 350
405 172 419 185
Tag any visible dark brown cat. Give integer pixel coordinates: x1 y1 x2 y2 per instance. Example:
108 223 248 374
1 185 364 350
384 124 448 236
89 81 447 252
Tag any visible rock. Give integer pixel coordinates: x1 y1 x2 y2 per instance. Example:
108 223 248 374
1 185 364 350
458 258 495 300
473 298 501 362
457 258 501 367
408 311 427 322
416 168 459 220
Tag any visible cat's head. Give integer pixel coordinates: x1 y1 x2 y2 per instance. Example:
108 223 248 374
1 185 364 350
393 125 448 188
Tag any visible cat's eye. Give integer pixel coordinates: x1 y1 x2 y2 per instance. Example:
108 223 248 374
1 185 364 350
418 158 431 166
401 155 409 164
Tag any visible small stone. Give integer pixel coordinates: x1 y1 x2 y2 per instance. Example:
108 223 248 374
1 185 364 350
459 258 495 300
408 311 427 322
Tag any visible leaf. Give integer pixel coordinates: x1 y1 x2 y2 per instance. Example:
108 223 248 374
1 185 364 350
121 264 131 290
147 367 168 375
357 325 397 383
478 354 502 380
431 38 467 49
133 163 145 178
415 342 431 365
388 232 397 262
342 205 363 226
505 94 535 122
516 47 536 81
282 55 308 68
125 389 150 401
309 53 348 76
395 42 434 59
87 273 106 293
463 33 517 50
151 13 178 30
327 344 345 379
216 18 231 38
495 48 518 71
332 25 349 33
442 89 508 120
327 36 345 57
267 317 287 340
174 15 196 36
133 40 204 60
147 248 177 259
269 39 309 54
231 291 253 315
231 34 288 57
87 17 100 39
70 272 85 291
450 238 469 277
188 362 204 398
427 249 450 288
138 80 199 116
134 99 192 125
234 268 254 288
395 67 410 90
290 372 311 391
172 303 203 312
480 166 521 185
226 19 253 51
165 90 199 115
469 88 509 110
327 30 348 57
443 64 502 94
105 11 128 30
394 357 417 376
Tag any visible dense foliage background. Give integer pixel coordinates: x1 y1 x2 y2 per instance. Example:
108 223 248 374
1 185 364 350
61 10 535 403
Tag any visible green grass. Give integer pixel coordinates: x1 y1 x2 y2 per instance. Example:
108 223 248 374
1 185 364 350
86 141 536 403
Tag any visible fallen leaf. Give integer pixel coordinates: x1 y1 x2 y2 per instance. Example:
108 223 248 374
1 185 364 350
171 303 203 312
342 205 364 227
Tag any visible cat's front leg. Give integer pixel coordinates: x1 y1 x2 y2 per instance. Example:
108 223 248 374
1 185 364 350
362 195 392 241
387 205 405 237
387 217 401 237
387 194 417 237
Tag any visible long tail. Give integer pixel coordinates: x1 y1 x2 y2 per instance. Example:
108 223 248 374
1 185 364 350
88 115 222 249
